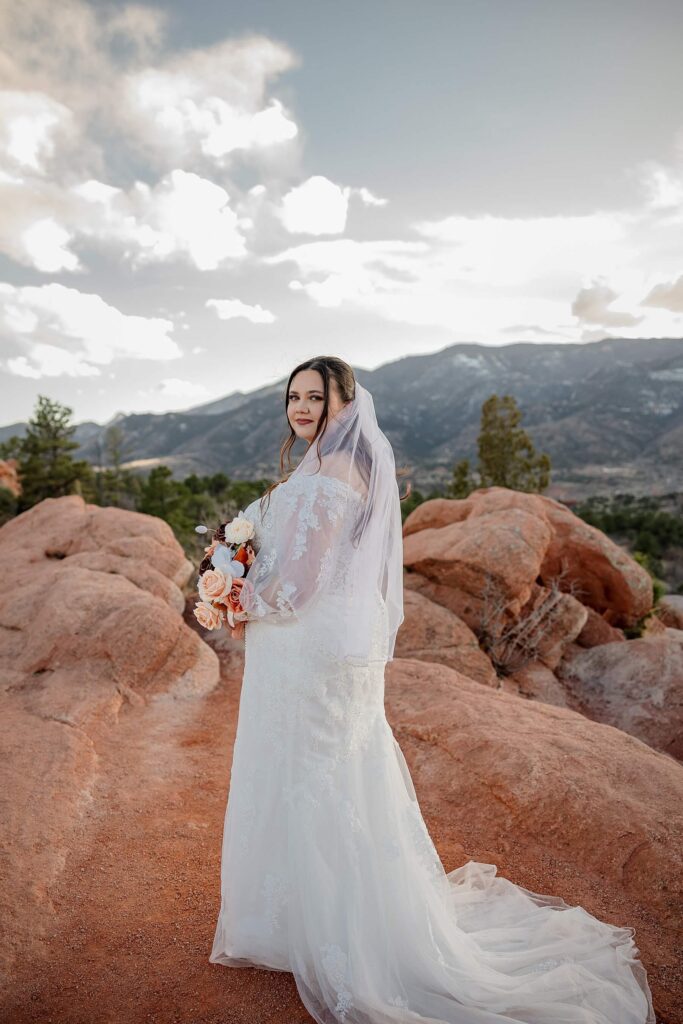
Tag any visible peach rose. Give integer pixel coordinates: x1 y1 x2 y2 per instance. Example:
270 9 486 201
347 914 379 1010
221 577 251 626
199 567 232 603
193 601 223 630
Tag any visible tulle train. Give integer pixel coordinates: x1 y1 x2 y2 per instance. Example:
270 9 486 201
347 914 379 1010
210 602 654 1024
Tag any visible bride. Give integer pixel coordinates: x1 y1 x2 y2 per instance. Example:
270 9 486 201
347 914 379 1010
209 356 655 1024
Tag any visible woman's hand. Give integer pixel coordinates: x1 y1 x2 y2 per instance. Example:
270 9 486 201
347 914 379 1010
230 621 246 640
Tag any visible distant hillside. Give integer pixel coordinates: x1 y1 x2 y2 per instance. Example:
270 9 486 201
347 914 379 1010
4 338 683 500
0 419 103 447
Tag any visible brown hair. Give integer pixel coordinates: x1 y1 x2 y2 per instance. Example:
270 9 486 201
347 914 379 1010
259 355 411 517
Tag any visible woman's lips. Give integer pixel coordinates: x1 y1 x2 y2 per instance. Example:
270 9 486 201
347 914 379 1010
296 418 313 424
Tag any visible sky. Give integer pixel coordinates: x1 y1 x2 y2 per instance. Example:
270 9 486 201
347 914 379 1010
0 0 682 427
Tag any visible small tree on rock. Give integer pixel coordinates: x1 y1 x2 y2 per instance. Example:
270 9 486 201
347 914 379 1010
446 393 551 498
0 395 93 512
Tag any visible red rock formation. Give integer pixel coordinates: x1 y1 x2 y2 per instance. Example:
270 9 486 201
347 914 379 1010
402 497 590 674
487 581 588 671
1 493 680 1023
576 605 626 647
0 458 21 497
656 594 683 630
395 589 497 686
0 495 219 977
557 632 683 761
403 487 653 627
401 488 683 763
403 505 552 621
0 591 680 1020
403 566 588 677
504 660 569 707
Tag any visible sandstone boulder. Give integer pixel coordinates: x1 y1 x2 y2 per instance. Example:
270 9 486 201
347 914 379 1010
403 487 652 627
576 606 625 648
401 487 657 717
557 632 683 761
656 594 683 630
403 506 552 624
540 502 653 626
0 458 21 497
484 582 588 672
504 661 569 707
0 495 218 975
395 589 496 685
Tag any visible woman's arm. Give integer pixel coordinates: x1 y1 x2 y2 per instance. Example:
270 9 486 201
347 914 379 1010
237 471 361 624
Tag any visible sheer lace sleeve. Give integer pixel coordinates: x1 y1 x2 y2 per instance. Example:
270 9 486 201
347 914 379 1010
238 472 362 623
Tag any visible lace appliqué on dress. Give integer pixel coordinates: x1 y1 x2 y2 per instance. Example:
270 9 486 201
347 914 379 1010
525 956 568 973
277 474 353 562
320 943 354 1020
261 871 289 934
244 476 366 622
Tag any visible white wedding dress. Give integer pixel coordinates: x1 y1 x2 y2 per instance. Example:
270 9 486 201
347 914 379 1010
209 477 655 1024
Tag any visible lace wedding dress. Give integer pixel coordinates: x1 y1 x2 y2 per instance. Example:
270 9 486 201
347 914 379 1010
209 475 655 1024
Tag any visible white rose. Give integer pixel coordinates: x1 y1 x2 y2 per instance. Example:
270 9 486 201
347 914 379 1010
224 515 255 545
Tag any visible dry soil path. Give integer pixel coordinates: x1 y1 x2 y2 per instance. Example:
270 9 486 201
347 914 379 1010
2 639 311 1024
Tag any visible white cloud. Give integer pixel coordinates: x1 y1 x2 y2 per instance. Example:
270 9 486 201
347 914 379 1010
268 179 683 342
635 160 683 212
0 5 297 180
571 281 644 327
0 282 181 378
21 217 81 273
0 0 168 107
95 169 248 269
206 298 276 324
133 376 212 413
0 169 248 272
412 211 637 288
642 273 683 313
8 346 100 378
0 0 680 361
120 37 299 168
0 91 76 174
0 12 299 274
355 186 388 207
279 175 351 235
0 174 86 271
158 378 210 400
268 237 427 309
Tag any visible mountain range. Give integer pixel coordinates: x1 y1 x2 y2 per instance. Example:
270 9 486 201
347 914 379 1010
2 337 682 501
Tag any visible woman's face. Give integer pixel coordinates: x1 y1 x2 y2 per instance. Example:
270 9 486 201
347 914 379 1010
287 369 346 443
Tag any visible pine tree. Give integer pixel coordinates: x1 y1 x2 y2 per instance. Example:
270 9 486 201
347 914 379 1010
98 423 138 508
477 394 551 492
0 395 93 512
446 458 477 498
447 394 551 498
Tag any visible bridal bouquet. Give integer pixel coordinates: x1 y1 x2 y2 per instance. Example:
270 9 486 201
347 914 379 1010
193 512 256 631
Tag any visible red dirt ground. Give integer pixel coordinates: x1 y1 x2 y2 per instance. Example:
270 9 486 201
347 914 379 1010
2 644 314 1024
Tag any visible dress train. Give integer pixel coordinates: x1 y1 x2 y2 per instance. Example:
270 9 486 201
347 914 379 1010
210 582 655 1024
